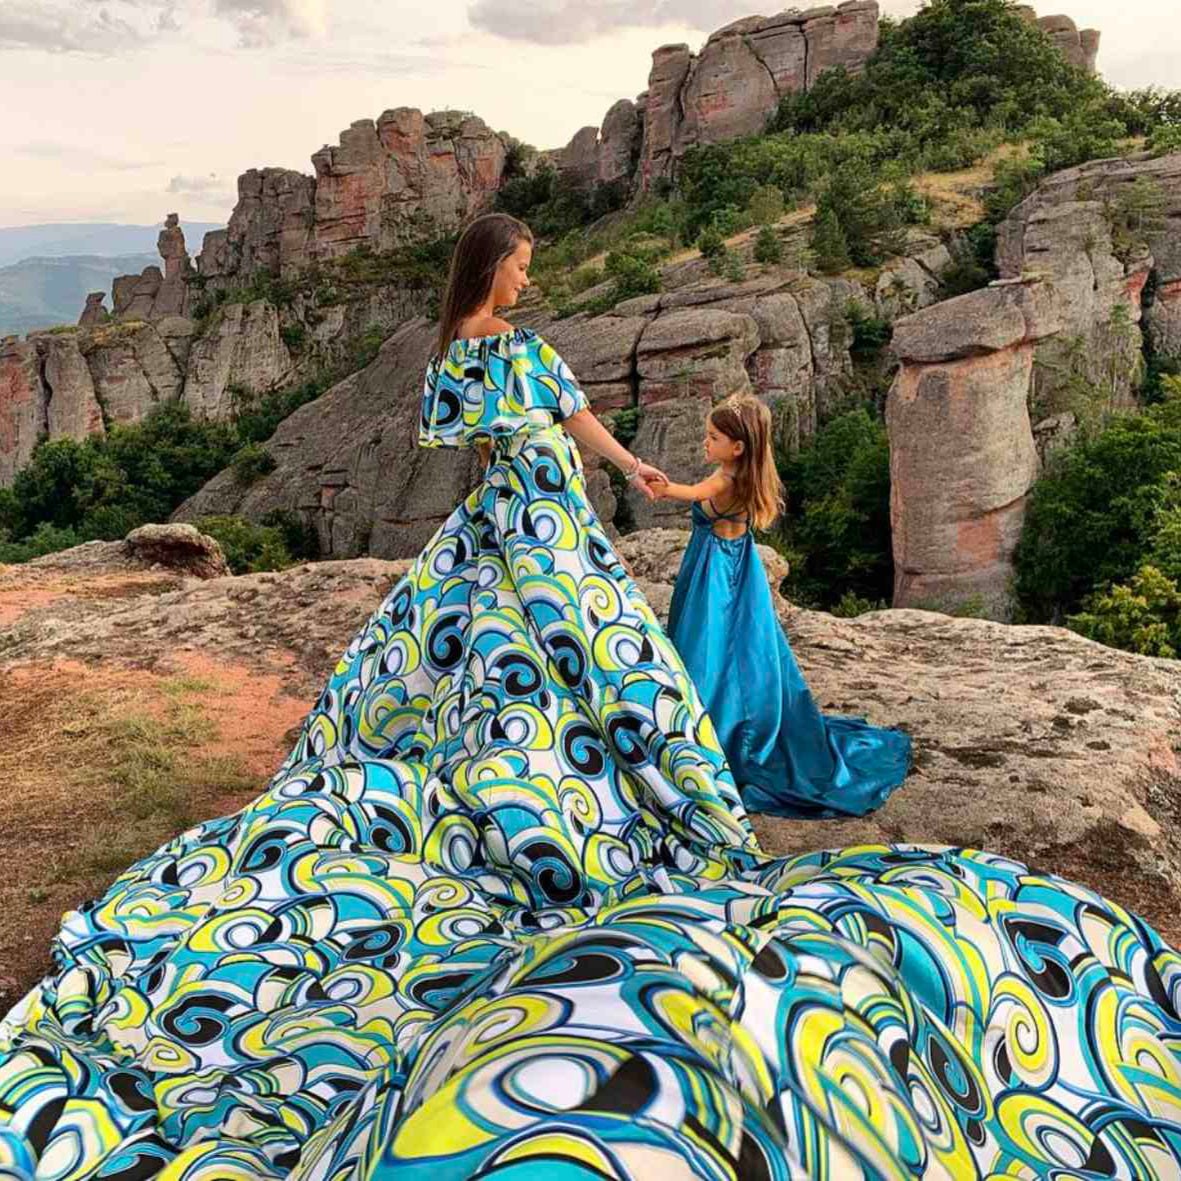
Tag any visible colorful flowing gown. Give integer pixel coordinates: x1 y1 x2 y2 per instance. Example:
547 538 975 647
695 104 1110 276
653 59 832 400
668 499 912 818
1 326 1179 1180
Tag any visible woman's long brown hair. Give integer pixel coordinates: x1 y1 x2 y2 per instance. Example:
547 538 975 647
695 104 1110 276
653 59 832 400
435 212 534 359
708 394 784 531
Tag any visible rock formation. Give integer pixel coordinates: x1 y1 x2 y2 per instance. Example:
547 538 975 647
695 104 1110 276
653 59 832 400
632 2 880 193
77 293 109 328
887 279 1060 619
107 214 194 321
124 522 229 579
999 151 1181 370
1018 8 1101 73
196 110 507 289
886 151 1181 619
171 265 866 550
546 2 1099 195
0 339 47 486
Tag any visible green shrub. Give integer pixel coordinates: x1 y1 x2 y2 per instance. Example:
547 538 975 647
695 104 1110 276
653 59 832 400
260 509 320 561
810 207 851 273
777 409 894 608
940 225 998 296
194 515 295 575
812 158 911 270
846 301 893 357
1014 391 1181 622
0 522 82 565
832 591 889 618
1068 566 1181 659
604 251 662 301
232 442 277 484
984 153 1047 223
754 226 783 264
1148 124 1181 158
697 226 725 260
748 184 786 225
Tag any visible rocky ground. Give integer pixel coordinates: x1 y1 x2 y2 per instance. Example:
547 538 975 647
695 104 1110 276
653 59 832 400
1 527 1179 1011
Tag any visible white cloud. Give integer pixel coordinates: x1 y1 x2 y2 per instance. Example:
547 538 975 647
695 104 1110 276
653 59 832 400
167 172 226 194
466 0 758 45
213 0 327 46
0 0 327 54
0 3 142 53
17 141 162 170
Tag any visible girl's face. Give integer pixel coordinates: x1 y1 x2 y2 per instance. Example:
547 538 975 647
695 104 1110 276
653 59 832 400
491 238 532 308
704 417 744 465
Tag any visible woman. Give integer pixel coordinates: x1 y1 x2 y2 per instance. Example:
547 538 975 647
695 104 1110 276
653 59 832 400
1 213 1178 1180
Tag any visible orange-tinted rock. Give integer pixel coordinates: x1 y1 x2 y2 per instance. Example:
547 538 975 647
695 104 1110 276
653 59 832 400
0 338 47 485
887 282 1062 619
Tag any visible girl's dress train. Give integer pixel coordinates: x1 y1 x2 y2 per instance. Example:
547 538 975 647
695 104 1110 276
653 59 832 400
0 327 1178 1180
668 499 911 818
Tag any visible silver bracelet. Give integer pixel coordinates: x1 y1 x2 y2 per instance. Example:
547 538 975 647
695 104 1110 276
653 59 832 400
623 456 642 482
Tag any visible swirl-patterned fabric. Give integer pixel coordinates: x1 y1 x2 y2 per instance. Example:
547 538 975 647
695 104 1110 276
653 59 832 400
1 332 1179 1180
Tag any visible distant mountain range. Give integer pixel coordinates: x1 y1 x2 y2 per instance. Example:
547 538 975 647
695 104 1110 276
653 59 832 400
0 222 223 269
0 254 158 337
0 221 224 337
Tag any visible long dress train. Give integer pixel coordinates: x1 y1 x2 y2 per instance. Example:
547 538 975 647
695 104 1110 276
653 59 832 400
1 327 1179 1180
668 499 911 818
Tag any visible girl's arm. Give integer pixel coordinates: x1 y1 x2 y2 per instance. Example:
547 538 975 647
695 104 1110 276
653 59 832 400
651 471 731 504
476 440 491 469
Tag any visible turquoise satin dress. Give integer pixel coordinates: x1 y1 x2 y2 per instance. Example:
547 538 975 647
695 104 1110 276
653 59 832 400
668 498 912 818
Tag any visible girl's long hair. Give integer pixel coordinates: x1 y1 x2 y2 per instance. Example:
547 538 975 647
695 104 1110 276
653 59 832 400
708 393 784 531
434 212 534 359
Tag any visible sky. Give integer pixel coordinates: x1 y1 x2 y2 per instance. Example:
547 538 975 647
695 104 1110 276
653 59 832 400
1 0 1177 230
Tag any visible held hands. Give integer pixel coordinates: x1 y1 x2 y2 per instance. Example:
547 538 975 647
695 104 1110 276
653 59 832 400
628 461 669 501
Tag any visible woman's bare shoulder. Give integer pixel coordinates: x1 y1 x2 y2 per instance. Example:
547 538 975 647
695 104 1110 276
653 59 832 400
458 315 515 339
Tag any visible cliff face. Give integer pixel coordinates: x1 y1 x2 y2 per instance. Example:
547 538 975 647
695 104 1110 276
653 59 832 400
885 151 1179 621
199 110 508 288
0 4 1109 493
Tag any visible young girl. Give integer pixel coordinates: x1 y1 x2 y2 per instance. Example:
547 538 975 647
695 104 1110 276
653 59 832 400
651 393 911 818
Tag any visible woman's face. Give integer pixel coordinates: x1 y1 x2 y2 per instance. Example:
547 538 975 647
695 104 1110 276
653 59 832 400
492 238 532 308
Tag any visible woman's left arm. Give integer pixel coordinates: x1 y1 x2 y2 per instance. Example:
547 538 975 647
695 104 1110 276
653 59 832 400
561 409 665 496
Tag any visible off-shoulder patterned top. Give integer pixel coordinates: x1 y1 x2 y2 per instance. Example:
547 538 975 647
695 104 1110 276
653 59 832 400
419 327 589 448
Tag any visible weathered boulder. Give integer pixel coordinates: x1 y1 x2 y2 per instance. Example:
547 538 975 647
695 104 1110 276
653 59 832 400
125 523 229 579
0 339 47 485
41 334 105 443
887 280 1061 619
198 168 315 284
598 99 641 186
998 152 1181 362
77 293 108 328
803 1 881 86
310 108 506 262
173 319 485 558
80 319 192 426
158 213 192 283
874 244 952 320
183 301 292 419
676 21 781 152
638 44 694 192
1035 13 1101 73
1000 200 1150 413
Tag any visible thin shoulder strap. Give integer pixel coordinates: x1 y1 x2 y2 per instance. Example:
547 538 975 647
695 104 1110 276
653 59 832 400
705 498 749 523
